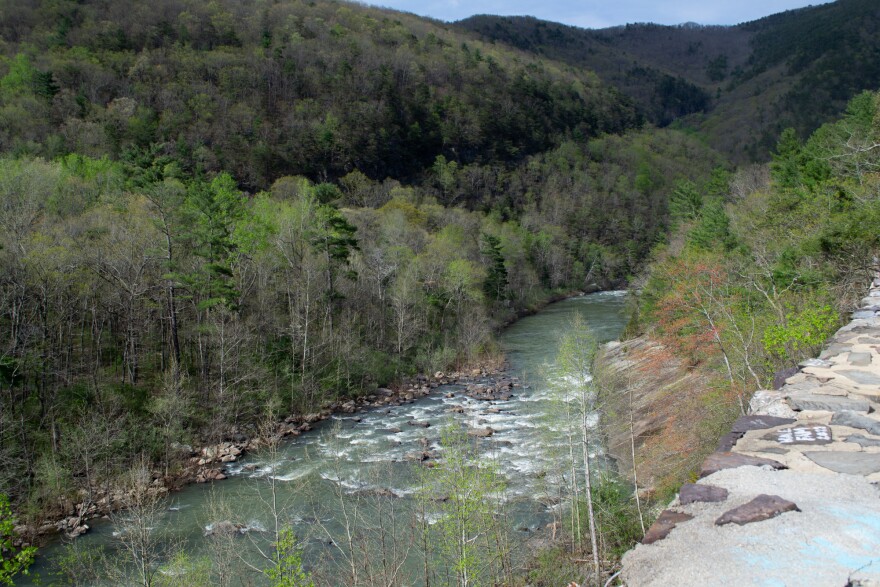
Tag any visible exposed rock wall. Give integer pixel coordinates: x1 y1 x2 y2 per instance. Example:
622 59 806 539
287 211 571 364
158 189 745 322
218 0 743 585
597 337 716 498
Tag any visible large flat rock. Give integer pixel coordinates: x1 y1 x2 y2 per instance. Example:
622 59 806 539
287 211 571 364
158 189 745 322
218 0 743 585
837 370 880 386
642 510 693 545
845 434 880 448
788 394 871 413
700 452 787 478
762 425 832 445
715 494 800 526
680 483 729 504
803 451 880 475
620 468 880 587
731 415 796 433
830 411 880 435
847 352 873 367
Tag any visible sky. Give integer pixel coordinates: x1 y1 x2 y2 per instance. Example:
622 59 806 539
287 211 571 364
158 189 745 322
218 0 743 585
360 1 831 29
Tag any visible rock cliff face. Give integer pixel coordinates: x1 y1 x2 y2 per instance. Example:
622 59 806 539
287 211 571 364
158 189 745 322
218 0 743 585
596 336 717 498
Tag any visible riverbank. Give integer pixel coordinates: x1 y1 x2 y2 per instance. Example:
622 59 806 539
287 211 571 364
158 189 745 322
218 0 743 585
11 358 513 549
616 273 880 585
12 289 611 549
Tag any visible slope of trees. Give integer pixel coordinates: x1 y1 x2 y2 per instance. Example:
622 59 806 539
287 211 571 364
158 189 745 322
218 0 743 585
621 90 880 496
458 2 880 162
0 121 721 527
0 0 641 190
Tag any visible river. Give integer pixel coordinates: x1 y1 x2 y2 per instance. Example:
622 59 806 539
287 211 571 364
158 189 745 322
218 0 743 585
25 291 629 585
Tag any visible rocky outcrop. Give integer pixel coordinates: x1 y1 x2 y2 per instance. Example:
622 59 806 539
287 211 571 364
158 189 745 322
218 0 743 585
619 272 880 586
596 337 715 496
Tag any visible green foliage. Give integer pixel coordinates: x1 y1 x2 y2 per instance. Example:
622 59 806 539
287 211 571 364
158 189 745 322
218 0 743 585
590 475 646 559
267 528 313 587
424 425 508 586
669 180 703 222
762 303 839 363
687 197 735 251
480 233 508 301
0 493 35 586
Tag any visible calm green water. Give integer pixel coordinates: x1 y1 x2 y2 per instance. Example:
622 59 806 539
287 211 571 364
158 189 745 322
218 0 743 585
25 291 628 585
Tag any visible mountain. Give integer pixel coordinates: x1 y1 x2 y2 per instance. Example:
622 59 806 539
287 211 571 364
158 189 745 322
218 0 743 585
0 0 641 190
456 0 880 161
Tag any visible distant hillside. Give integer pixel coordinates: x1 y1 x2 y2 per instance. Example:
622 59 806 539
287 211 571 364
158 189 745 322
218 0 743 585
0 0 641 189
457 0 880 161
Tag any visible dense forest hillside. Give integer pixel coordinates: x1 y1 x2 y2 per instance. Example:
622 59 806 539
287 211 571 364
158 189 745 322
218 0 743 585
0 0 641 189
457 0 880 160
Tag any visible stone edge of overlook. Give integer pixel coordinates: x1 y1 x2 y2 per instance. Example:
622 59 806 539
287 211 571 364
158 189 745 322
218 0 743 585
618 268 880 587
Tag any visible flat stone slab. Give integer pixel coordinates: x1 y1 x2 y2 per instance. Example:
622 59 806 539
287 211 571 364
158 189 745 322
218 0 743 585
731 415 796 433
679 483 729 504
845 434 880 448
804 451 880 475
700 452 787 478
642 510 693 544
716 432 743 452
821 343 854 360
762 425 832 445
788 394 871 413
715 494 800 526
800 358 834 368
774 366 801 389
837 370 880 386
848 352 874 366
831 411 880 435
852 311 878 320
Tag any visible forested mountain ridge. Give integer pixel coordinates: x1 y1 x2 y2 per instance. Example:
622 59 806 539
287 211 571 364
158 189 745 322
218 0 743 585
0 0 642 190
457 0 880 161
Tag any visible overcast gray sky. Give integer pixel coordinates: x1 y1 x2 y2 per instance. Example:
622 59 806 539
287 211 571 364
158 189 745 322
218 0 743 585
360 1 831 29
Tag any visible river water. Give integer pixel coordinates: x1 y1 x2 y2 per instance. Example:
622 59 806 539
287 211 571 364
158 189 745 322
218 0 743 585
26 291 628 585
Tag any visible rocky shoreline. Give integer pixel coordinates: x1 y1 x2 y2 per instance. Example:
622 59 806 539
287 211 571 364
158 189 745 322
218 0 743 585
14 360 516 547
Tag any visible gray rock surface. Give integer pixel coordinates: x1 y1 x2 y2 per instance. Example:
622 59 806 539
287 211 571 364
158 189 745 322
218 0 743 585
803 451 880 475
838 370 880 386
831 411 880 435
845 434 880 448
731 415 796 433
788 394 871 413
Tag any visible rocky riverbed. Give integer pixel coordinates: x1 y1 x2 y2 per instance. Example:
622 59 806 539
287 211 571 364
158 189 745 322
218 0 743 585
12 362 512 547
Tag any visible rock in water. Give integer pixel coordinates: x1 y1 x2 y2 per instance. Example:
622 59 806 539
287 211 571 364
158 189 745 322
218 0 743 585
715 495 799 526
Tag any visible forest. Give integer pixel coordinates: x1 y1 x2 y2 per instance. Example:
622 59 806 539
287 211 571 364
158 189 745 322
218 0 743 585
1 0 880 585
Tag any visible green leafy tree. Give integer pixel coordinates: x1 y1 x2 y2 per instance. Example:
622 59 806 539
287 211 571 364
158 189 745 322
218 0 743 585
0 493 35 585
425 426 510 587
480 233 508 301
266 528 313 587
185 173 248 310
